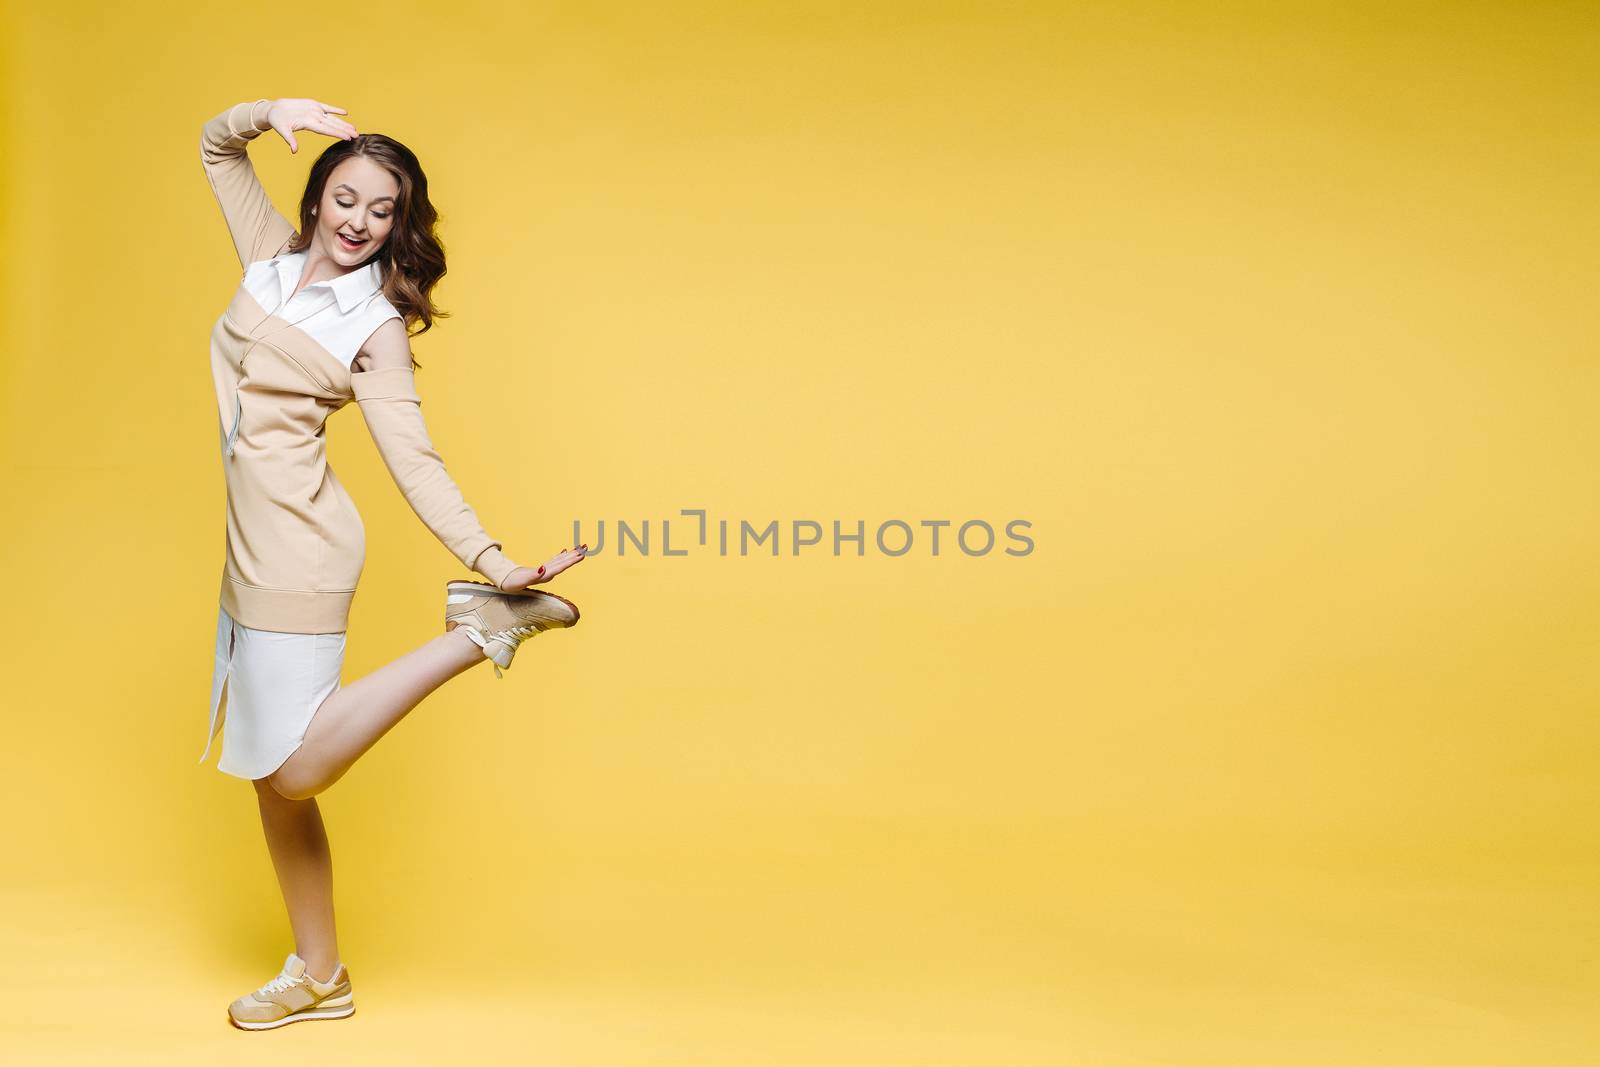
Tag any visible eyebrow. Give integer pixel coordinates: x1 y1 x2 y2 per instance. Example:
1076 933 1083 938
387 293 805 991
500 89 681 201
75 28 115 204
334 183 396 205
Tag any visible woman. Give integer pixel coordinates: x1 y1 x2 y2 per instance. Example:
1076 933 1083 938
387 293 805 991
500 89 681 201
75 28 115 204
197 96 587 1030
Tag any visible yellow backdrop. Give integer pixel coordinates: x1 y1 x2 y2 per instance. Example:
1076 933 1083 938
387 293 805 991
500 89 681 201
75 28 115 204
2 1 1595 1063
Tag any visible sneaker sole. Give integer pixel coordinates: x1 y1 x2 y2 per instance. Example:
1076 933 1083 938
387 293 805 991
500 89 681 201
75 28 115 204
445 581 580 627
228 993 356 1030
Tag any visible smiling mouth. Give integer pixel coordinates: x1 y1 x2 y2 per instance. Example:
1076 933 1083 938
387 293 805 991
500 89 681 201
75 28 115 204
337 233 368 250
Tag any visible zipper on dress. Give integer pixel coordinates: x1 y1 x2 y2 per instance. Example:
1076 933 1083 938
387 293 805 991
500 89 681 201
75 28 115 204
225 343 255 459
224 392 243 457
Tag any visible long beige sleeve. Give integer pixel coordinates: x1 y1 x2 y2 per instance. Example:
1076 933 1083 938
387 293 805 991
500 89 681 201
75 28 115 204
350 366 521 588
200 99 297 270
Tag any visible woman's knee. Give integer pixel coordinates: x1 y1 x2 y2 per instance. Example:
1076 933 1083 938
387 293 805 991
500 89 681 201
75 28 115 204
256 765 317 802
253 774 286 801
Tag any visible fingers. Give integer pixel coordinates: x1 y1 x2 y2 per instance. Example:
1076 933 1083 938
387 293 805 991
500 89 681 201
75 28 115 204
505 546 588 591
300 110 358 136
282 101 357 140
321 110 358 136
309 116 359 140
551 546 587 569
311 101 354 137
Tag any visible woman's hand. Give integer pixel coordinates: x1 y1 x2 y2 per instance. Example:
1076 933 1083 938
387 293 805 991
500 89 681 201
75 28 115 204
496 545 589 593
262 98 358 154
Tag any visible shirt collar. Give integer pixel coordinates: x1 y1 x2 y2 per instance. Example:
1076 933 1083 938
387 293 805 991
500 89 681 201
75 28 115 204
272 251 384 314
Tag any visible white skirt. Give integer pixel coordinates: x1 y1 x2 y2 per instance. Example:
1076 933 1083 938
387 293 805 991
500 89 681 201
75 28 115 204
198 604 346 780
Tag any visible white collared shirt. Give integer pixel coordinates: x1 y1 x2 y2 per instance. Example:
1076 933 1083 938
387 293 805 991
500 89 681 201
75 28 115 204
241 249 402 368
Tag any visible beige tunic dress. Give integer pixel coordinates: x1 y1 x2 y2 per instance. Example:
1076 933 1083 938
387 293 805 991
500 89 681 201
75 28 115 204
196 99 520 778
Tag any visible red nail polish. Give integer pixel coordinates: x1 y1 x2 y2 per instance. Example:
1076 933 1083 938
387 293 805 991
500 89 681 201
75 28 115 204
537 566 545 573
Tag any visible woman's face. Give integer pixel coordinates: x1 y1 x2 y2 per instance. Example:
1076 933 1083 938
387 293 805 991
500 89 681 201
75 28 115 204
314 156 400 267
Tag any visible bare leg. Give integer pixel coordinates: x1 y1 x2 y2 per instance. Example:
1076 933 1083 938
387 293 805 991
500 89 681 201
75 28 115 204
252 775 341 983
267 627 486 800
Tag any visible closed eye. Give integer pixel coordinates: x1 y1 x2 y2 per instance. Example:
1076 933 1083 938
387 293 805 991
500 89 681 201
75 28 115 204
335 199 390 219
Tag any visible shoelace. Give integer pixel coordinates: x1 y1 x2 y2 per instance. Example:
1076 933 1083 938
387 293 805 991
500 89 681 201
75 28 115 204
257 971 301 996
458 624 540 678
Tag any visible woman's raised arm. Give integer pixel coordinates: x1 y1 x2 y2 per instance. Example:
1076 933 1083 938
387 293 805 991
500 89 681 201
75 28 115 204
199 97 358 270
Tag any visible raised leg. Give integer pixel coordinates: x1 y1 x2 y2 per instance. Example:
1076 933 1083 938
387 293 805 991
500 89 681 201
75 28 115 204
267 627 486 799
252 775 341 984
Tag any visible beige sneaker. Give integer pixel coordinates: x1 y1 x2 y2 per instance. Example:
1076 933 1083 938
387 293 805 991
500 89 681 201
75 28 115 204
445 580 580 677
227 952 353 1030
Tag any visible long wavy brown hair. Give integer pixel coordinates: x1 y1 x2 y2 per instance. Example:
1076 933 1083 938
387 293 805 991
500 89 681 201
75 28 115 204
283 132 449 366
